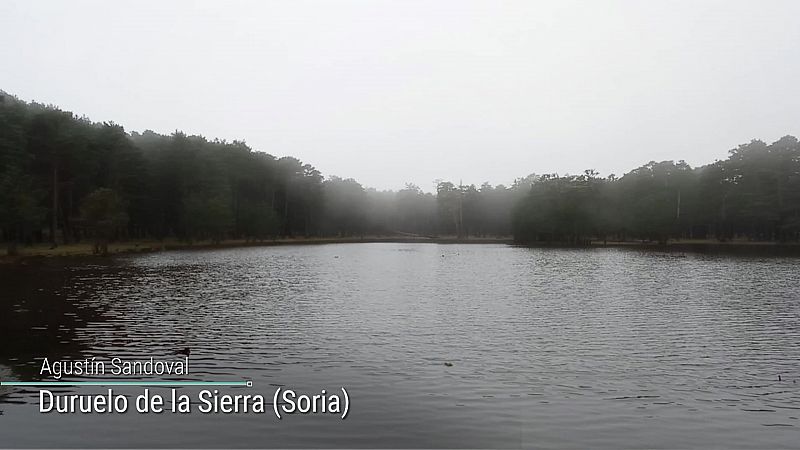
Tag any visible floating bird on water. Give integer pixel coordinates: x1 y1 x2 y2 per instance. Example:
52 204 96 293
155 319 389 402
176 347 191 357
444 362 453 367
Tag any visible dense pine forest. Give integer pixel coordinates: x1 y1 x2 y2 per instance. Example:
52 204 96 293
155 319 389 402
513 138 800 245
1 91 799 255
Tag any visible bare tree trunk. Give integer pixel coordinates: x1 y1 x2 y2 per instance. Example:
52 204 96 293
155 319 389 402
51 164 58 247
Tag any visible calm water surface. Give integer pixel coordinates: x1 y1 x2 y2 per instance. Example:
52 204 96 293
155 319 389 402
1 243 799 448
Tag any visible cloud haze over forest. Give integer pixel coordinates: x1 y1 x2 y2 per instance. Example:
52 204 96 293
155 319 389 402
1 0 799 190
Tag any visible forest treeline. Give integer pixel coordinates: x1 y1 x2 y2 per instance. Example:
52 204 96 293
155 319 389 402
513 137 800 245
0 91 523 254
1 91 799 255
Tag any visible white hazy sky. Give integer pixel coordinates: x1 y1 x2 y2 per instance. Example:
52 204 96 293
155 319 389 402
2 0 799 191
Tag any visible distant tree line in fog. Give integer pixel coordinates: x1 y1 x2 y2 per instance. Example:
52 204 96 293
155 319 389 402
513 137 800 244
0 92 526 254
1 91 799 255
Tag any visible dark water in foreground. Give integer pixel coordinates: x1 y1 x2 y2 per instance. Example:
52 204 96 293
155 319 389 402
1 243 799 448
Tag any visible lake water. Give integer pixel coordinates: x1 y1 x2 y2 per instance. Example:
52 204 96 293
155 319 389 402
1 243 799 448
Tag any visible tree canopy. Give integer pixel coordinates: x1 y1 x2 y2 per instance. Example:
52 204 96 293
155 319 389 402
1 90 798 251
512 139 800 244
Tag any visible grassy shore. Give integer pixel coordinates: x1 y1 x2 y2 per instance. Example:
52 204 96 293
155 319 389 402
3 236 799 263
0 236 514 262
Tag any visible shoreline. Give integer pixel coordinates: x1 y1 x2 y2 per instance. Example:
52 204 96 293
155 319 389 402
0 236 513 263
518 239 800 256
3 237 800 263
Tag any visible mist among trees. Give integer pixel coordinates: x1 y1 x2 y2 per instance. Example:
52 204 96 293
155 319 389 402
1 91 799 255
513 138 800 244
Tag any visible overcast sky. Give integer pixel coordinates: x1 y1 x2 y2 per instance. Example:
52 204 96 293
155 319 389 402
2 0 799 191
